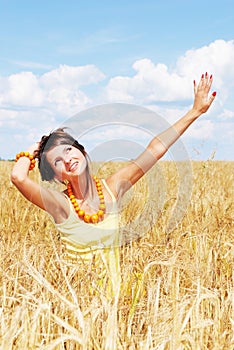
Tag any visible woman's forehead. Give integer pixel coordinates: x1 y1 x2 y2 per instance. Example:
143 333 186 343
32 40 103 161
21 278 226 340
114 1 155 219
46 144 67 159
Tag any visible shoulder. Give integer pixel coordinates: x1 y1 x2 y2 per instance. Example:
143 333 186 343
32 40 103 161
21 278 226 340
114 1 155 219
46 189 70 223
105 160 143 198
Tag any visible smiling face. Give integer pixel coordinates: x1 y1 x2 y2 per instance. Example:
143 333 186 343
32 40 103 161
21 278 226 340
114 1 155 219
37 128 90 182
46 144 87 182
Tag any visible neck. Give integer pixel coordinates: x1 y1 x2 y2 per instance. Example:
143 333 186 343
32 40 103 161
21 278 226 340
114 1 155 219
68 172 93 201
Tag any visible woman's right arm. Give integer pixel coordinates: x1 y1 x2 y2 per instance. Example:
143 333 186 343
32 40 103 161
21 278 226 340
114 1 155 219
11 143 67 219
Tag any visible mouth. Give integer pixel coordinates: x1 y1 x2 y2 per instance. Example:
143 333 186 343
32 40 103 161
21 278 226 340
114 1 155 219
69 161 79 172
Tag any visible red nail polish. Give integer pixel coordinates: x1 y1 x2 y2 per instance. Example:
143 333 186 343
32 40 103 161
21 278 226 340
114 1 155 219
193 80 196 84
212 91 216 97
202 74 204 78
210 74 213 79
205 72 208 77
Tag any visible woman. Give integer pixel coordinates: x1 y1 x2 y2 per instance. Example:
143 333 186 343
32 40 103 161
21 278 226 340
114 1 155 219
11 73 216 260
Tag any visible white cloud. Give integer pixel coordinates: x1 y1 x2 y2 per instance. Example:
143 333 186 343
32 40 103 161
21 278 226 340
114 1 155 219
217 108 234 120
0 40 234 159
0 108 56 133
104 39 234 105
183 119 214 139
46 87 91 115
1 72 44 106
0 64 107 159
0 64 105 110
176 40 234 86
105 59 191 103
80 124 152 145
40 64 105 89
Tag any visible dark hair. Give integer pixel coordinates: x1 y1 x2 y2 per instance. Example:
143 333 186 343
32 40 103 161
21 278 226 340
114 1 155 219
35 128 90 182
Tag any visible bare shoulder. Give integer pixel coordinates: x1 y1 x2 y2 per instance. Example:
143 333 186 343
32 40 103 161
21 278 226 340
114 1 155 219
45 188 70 223
105 160 144 198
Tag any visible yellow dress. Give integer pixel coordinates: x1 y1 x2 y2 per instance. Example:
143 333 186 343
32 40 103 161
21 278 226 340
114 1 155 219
54 179 120 297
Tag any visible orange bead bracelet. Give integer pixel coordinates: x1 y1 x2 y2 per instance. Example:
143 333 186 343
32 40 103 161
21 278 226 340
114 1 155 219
15 151 36 170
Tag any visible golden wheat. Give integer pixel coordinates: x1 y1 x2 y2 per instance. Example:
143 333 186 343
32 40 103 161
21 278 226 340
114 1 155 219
0 160 233 349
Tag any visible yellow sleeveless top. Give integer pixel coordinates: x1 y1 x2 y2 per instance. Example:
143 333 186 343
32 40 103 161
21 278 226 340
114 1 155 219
55 179 119 260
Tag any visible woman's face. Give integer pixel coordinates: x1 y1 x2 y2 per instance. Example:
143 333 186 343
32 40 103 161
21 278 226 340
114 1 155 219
46 144 87 181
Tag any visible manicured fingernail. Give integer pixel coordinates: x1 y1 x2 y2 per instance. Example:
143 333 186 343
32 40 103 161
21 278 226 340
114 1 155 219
201 74 204 78
210 74 213 79
205 72 208 77
193 80 196 84
212 91 216 97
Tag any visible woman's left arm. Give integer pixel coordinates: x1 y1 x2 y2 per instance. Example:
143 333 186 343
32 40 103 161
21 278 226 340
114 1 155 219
140 73 216 166
107 73 216 197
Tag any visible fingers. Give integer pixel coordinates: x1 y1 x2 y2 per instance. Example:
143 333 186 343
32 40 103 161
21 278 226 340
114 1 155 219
209 91 217 104
193 73 216 113
193 79 196 95
194 72 212 93
203 91 216 111
198 72 213 90
195 72 216 99
203 73 216 101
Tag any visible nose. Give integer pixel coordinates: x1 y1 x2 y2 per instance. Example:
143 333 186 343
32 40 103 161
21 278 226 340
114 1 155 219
64 154 71 165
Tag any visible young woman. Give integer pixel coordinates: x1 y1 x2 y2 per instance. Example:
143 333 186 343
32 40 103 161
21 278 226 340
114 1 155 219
11 73 216 260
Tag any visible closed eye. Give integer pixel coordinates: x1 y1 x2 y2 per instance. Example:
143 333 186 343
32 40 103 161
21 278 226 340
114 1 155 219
54 158 61 166
54 146 72 166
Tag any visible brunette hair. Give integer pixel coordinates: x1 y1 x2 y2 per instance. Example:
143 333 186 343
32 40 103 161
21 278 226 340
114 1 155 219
35 128 90 181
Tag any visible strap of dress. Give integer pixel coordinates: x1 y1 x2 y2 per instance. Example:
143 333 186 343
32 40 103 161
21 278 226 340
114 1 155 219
102 179 117 203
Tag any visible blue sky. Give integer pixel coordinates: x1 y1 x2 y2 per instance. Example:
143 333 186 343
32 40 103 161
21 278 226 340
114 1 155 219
0 0 233 160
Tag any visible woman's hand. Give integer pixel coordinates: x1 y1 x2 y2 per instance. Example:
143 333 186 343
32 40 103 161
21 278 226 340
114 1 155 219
192 72 216 115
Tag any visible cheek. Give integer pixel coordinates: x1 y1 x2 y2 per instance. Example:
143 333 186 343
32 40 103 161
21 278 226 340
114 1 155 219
78 157 88 174
53 163 64 180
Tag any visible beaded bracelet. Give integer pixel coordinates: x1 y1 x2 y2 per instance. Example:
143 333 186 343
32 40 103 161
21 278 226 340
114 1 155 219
15 151 36 170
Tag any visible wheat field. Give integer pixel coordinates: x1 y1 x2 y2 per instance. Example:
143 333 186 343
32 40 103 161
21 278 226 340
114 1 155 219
0 160 233 349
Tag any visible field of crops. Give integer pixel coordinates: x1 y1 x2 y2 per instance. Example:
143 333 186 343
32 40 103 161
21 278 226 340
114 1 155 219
0 160 233 349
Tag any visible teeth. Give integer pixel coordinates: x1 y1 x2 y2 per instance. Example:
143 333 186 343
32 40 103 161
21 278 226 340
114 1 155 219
69 162 78 171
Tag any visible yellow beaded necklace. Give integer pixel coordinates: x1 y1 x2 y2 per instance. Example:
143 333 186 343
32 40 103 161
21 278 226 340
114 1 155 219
67 176 106 224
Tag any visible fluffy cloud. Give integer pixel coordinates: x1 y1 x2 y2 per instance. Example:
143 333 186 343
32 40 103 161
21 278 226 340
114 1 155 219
0 39 233 159
105 60 191 103
0 72 43 106
218 108 234 120
0 64 106 159
104 39 234 104
0 64 105 112
176 40 234 84
40 64 105 89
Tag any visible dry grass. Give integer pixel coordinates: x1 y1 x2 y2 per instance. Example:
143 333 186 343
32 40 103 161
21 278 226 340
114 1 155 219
0 160 233 349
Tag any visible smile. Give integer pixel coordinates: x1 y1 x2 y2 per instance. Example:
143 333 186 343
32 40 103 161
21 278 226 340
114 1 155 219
69 162 79 172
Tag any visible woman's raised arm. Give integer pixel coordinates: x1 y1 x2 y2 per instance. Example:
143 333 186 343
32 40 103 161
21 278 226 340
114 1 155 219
107 73 216 197
11 143 67 221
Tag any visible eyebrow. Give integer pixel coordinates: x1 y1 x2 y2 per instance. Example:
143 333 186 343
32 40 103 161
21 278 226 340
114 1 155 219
50 146 64 164
53 145 71 163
